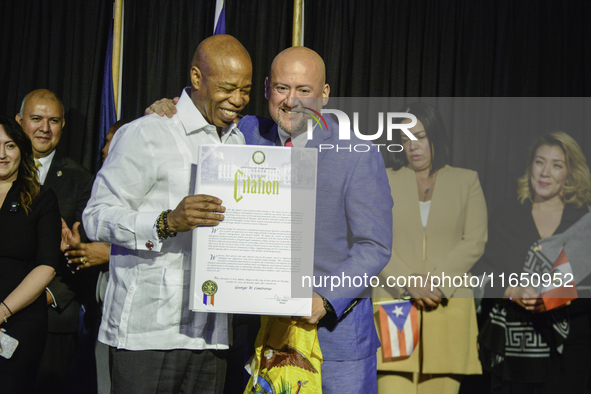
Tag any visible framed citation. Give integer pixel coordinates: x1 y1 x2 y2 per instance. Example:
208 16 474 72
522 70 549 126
189 145 317 316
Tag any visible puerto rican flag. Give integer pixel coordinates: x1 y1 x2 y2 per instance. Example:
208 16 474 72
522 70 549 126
541 248 578 310
378 300 419 359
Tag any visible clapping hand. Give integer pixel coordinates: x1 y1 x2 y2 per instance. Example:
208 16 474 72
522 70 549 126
61 219 110 270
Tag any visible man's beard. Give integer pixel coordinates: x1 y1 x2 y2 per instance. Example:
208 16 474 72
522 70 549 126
276 111 307 134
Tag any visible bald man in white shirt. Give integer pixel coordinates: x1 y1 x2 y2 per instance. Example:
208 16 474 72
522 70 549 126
83 35 253 393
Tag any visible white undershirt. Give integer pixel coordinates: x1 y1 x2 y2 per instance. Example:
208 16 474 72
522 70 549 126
419 200 432 229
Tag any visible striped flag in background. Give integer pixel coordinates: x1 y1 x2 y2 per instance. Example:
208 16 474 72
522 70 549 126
542 247 578 310
214 0 226 35
98 19 117 168
378 299 419 359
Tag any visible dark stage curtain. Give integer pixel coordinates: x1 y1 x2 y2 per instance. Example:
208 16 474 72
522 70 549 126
225 0 294 118
0 0 112 172
119 0 217 119
305 0 591 209
305 0 591 97
120 0 293 120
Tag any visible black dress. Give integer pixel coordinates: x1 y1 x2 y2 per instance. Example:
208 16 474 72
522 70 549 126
0 180 61 393
477 200 591 394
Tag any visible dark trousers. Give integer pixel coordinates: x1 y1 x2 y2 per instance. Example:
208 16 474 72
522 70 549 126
34 332 77 393
109 347 227 394
224 314 260 394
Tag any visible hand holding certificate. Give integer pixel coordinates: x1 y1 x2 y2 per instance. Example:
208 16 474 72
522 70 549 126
167 194 226 232
189 145 317 316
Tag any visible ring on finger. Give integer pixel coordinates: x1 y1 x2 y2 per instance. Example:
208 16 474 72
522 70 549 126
80 257 85 264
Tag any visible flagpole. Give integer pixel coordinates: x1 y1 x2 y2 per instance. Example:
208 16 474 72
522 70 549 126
292 0 303 46
117 4 124 119
112 0 123 118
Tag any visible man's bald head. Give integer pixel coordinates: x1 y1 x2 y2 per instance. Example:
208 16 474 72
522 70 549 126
190 35 252 129
19 89 65 120
16 89 66 158
191 34 251 73
265 46 330 134
269 46 327 87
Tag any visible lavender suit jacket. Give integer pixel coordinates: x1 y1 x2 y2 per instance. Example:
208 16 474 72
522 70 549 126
238 115 393 361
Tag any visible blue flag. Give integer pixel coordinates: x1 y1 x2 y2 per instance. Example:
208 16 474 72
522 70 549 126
214 0 226 35
98 20 117 169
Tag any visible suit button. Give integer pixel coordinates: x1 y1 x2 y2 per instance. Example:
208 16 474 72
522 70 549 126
145 240 154 250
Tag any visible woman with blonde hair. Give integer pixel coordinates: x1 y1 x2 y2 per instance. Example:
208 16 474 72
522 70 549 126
516 131 591 208
479 131 591 393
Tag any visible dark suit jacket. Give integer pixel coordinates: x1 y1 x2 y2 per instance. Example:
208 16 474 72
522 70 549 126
238 115 393 361
43 155 96 333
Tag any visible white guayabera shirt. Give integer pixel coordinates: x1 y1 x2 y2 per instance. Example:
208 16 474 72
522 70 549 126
83 87 245 351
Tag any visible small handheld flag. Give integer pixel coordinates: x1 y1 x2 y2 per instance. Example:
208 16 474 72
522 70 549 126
378 300 419 359
541 247 578 310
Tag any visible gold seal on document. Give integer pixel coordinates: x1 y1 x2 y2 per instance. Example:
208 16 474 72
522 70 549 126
252 150 266 165
202 280 218 296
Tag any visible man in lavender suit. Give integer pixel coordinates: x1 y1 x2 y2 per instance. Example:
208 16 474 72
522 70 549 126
239 47 392 393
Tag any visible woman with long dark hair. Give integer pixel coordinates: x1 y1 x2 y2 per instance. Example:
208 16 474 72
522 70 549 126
0 115 61 393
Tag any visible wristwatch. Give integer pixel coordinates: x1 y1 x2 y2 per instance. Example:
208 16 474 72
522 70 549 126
322 297 335 314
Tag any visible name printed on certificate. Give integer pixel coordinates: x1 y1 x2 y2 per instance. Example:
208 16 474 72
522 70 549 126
189 144 317 316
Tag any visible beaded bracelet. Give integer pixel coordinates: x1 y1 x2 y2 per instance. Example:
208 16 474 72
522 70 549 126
155 210 177 241
162 209 177 239
155 211 165 241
